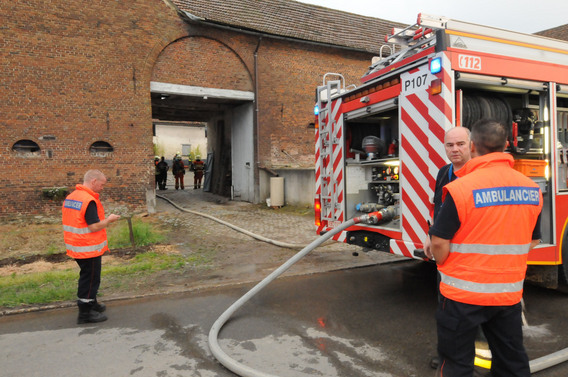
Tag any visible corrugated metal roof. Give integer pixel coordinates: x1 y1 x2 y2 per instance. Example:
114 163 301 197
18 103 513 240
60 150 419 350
171 0 405 54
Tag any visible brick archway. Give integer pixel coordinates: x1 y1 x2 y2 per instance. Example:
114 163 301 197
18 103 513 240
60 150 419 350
151 36 253 91
150 36 255 200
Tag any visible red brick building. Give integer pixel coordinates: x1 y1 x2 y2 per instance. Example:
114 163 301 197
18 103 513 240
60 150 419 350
0 0 403 218
1 0 565 218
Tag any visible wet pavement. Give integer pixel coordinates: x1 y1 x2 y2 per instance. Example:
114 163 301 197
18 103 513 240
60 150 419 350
1 262 567 377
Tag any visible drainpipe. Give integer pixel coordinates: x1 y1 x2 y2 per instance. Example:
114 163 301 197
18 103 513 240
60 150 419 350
253 36 262 203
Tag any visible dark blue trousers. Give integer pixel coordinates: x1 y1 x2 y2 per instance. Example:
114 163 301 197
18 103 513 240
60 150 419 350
436 295 529 377
75 256 102 302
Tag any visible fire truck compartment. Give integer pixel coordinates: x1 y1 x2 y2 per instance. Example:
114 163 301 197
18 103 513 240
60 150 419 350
344 107 401 230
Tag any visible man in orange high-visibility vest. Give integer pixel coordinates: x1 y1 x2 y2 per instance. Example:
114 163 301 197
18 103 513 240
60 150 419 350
62 170 120 324
430 119 542 376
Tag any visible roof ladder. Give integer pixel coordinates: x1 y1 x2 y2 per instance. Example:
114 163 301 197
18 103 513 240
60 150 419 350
366 16 438 76
316 76 343 222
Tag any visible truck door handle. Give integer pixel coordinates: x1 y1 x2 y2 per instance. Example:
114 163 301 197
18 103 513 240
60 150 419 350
414 249 427 259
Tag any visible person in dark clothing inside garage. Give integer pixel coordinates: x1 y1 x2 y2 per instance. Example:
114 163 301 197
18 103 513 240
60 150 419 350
154 156 160 189
192 155 204 189
172 152 185 190
157 156 169 190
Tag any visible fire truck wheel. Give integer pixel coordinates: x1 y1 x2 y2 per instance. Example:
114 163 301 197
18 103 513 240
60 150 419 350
559 265 568 290
559 229 568 290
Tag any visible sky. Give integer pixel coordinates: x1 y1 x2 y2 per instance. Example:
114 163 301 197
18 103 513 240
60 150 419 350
296 0 567 34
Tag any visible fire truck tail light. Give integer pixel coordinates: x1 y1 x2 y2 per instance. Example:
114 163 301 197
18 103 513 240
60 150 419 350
430 78 442 95
430 57 442 74
314 198 322 227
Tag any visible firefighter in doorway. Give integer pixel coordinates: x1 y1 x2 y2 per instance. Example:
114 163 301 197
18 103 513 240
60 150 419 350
172 153 185 190
192 155 204 189
156 156 168 190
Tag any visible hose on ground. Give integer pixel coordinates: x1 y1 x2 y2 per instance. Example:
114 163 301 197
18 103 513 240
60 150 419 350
531 347 568 373
157 194 305 249
207 217 358 377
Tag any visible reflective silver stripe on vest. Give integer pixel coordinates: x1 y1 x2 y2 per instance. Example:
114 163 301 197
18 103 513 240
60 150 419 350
450 243 531 256
63 225 92 235
440 271 524 294
65 240 108 253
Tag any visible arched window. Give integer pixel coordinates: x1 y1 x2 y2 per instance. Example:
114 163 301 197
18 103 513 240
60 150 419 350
12 140 41 156
90 141 114 156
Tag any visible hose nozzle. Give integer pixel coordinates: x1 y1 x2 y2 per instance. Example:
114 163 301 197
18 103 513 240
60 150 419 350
356 206 396 225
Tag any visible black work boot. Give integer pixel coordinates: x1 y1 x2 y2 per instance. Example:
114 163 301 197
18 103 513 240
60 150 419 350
92 300 106 313
77 302 107 324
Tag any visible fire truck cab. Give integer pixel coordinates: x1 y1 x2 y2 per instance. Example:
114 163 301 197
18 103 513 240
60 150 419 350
314 14 568 288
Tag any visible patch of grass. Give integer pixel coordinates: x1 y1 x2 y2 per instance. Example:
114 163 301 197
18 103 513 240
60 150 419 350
45 243 62 255
0 249 214 308
108 218 166 248
104 250 213 277
104 252 182 275
0 270 77 307
254 203 314 216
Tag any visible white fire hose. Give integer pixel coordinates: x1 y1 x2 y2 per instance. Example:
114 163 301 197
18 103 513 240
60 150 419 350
207 209 395 377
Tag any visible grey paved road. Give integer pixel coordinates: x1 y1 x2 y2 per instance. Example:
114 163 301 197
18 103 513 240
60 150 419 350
1 261 567 377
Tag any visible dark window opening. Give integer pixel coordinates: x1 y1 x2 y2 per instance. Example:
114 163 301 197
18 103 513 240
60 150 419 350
12 140 41 155
90 141 114 156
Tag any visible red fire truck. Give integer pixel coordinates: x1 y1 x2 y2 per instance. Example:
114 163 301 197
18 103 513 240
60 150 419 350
314 14 568 288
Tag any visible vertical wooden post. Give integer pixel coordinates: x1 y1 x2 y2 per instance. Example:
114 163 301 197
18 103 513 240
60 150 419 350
126 217 135 247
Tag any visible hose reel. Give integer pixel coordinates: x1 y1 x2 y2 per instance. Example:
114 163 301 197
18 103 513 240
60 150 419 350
462 94 539 154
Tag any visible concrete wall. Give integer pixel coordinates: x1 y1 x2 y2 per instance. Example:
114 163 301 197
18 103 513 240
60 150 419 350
260 168 315 207
154 123 207 159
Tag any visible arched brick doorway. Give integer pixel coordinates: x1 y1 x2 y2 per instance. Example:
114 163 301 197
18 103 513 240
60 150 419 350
150 36 255 201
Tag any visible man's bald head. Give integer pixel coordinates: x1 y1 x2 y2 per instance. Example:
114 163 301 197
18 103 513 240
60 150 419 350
444 127 471 170
83 170 107 193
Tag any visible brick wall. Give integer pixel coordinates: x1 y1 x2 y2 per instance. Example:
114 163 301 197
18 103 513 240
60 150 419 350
152 35 254 91
0 0 188 217
0 0 374 218
255 38 370 168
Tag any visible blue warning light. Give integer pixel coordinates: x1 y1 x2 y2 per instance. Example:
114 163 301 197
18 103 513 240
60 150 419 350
430 57 442 74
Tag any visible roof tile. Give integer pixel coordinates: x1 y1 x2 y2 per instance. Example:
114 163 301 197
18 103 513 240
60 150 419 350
535 24 568 42
171 0 405 53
